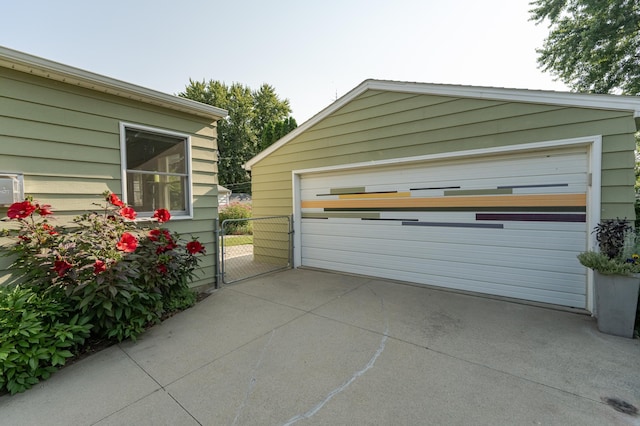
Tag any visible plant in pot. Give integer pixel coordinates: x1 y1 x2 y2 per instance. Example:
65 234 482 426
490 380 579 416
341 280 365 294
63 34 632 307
578 218 640 338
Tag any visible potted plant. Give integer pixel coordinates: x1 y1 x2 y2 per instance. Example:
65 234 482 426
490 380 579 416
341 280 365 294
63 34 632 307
578 218 640 338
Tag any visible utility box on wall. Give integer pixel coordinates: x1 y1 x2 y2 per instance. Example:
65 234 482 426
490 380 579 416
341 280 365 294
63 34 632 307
0 174 24 206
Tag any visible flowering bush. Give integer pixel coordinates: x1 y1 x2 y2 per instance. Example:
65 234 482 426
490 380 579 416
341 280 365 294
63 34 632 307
1 192 206 342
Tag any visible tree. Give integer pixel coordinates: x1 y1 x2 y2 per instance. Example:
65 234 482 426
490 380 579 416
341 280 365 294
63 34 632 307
260 116 298 151
530 0 640 95
179 80 293 193
252 84 293 137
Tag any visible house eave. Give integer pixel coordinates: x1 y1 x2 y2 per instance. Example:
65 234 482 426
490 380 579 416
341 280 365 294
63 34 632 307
0 45 228 120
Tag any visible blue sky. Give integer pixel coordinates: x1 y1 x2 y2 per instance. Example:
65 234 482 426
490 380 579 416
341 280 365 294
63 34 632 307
2 0 567 123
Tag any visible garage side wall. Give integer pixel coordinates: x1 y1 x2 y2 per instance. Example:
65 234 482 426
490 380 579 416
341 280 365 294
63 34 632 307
0 67 219 288
252 90 637 224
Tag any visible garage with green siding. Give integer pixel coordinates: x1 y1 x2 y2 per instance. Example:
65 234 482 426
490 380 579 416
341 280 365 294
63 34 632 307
245 79 640 312
0 46 227 289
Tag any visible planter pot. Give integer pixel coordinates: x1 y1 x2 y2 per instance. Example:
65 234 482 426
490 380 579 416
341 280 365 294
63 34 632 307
594 272 640 338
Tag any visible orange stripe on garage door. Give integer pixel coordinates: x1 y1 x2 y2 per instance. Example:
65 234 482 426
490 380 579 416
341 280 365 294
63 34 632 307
301 193 586 209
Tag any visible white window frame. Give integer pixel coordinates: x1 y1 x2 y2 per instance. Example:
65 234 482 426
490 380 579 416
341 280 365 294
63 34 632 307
119 122 194 220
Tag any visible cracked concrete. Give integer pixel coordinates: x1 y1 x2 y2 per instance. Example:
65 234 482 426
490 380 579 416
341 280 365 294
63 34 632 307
1 268 639 425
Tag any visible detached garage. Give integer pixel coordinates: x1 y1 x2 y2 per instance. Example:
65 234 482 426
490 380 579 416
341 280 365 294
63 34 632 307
245 80 640 313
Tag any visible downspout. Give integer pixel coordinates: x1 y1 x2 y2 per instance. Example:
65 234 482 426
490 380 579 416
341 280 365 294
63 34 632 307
214 215 221 289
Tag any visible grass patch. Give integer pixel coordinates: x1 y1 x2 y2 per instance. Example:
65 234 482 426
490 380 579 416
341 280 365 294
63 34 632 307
223 235 253 246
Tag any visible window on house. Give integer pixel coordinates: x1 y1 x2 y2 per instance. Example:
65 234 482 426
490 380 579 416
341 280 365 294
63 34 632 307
120 124 192 218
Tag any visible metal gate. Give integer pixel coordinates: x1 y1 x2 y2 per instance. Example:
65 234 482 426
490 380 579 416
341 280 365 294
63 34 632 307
218 215 293 284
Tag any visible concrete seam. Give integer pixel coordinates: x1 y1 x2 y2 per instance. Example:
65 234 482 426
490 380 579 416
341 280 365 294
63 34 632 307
118 344 204 425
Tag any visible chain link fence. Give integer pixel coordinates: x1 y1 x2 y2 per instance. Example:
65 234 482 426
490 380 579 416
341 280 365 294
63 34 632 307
219 215 292 284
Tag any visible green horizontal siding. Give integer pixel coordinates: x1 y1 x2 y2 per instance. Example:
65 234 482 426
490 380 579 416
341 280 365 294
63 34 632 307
3 69 216 137
254 118 634 176
0 66 220 288
252 89 638 227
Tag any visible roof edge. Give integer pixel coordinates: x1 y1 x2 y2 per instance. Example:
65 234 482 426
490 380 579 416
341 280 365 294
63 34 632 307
245 80 373 169
0 45 228 120
245 79 640 170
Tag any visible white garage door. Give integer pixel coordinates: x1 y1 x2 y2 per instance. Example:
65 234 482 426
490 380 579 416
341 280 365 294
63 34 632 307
299 147 589 308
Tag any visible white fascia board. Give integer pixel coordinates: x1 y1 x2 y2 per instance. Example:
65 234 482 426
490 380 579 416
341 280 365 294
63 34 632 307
366 80 640 113
0 45 228 120
245 78 640 170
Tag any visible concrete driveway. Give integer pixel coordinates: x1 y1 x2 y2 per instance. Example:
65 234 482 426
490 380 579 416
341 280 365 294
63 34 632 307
1 268 639 425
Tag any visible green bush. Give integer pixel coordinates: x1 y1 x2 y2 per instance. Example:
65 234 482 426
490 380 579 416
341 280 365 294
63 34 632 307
161 286 197 313
0 193 208 394
219 203 252 235
2 193 206 343
0 286 92 395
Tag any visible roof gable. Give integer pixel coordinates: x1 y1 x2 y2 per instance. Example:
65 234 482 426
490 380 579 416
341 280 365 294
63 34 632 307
245 79 640 170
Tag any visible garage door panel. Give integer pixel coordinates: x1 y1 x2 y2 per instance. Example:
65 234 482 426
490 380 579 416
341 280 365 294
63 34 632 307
302 232 585 275
303 255 586 308
302 233 586 277
303 152 587 196
301 149 586 190
301 172 587 199
387 213 588 232
302 220 586 251
302 246 585 298
299 148 589 308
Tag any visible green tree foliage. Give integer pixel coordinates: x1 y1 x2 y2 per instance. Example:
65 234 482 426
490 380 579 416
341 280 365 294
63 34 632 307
179 80 294 193
530 0 640 95
260 117 298 151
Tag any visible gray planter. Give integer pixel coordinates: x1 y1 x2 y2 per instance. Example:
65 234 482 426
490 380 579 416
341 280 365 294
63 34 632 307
594 272 640 338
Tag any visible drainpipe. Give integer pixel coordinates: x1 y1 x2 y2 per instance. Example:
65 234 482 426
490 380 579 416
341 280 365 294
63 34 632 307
214 217 221 289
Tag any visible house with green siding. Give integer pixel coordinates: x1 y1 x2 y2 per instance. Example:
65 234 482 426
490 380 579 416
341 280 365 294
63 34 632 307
0 46 227 289
245 79 640 313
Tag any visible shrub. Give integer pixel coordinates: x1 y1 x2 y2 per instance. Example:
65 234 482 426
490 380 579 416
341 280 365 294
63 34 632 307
2 192 205 342
219 202 252 235
0 286 92 395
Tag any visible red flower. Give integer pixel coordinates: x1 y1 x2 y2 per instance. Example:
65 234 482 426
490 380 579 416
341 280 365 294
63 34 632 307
186 240 205 254
108 193 125 207
36 204 53 216
149 229 172 242
153 209 171 223
156 242 177 254
116 232 138 252
93 259 106 274
53 259 72 277
119 206 137 220
157 264 168 274
41 223 58 235
7 201 36 219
